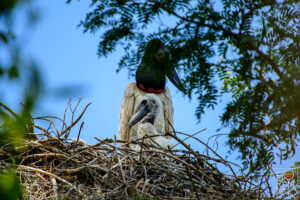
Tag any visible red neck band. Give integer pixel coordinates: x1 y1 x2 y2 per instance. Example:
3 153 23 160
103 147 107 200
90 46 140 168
138 84 164 94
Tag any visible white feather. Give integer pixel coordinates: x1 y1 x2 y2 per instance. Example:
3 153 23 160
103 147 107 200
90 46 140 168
118 82 174 150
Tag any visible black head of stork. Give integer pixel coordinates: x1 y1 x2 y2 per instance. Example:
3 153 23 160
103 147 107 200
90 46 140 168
136 39 186 94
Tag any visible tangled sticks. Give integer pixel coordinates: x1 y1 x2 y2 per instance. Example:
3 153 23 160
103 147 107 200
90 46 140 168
0 100 275 199
12 137 248 200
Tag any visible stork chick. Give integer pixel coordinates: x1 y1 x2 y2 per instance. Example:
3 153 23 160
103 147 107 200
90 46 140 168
128 94 174 150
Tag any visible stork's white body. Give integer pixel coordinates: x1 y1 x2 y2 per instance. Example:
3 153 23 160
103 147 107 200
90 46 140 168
118 82 174 149
137 122 174 150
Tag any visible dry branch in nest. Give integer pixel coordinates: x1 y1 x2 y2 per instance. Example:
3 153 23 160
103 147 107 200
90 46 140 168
0 100 278 199
1 137 257 200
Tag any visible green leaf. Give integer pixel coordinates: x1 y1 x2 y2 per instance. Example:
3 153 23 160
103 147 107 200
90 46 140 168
0 32 8 43
8 65 19 79
0 169 23 200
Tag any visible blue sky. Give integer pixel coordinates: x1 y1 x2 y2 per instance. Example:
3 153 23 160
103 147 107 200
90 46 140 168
2 0 298 178
21 1 224 149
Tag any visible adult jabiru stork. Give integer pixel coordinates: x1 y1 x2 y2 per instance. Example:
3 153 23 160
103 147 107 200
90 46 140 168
118 39 185 148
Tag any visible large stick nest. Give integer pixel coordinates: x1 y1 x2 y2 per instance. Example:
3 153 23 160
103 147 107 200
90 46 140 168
1 136 261 200
0 101 270 199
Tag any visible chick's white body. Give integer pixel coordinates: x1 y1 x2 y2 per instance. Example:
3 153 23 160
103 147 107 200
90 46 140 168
118 82 174 150
137 123 174 150
133 94 174 150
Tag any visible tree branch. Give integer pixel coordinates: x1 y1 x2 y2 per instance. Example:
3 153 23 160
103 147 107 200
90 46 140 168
158 3 284 79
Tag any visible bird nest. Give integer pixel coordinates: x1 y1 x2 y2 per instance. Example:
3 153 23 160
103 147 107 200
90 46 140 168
0 100 271 199
1 135 264 200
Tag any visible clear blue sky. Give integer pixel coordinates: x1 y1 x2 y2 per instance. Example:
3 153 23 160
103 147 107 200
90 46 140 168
2 0 298 178
19 0 224 150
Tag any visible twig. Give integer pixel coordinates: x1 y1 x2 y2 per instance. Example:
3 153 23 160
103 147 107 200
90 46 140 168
65 98 83 139
33 117 60 137
51 177 58 200
77 122 84 143
172 129 207 148
0 102 19 118
61 102 91 139
60 99 71 135
18 165 85 197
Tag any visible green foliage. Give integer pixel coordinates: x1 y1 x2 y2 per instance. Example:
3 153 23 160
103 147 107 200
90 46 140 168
0 0 19 13
76 0 300 172
0 110 30 200
1 0 41 199
0 169 23 200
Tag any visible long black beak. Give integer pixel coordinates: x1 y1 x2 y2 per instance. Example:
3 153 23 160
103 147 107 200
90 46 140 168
167 68 186 94
128 100 149 128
